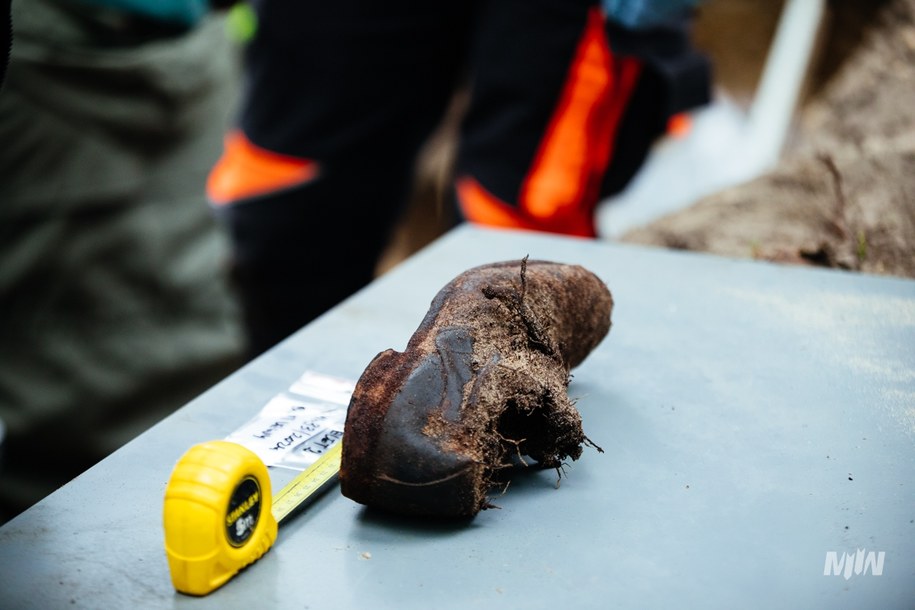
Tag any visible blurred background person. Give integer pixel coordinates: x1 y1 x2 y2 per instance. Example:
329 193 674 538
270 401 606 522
1 0 9 88
207 0 710 358
0 0 244 522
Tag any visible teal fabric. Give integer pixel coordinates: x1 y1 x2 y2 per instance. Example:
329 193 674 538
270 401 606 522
603 0 702 28
73 0 209 25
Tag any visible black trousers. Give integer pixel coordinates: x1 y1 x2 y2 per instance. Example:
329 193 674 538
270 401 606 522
209 0 708 356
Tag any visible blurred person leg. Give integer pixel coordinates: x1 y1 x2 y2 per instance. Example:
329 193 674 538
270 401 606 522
0 0 244 521
455 0 709 236
209 2 474 357
1 0 9 89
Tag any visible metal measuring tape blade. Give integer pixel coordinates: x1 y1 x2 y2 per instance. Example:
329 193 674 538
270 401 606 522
163 439 343 595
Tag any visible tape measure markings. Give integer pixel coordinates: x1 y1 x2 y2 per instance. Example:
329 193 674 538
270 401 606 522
165 371 354 595
271 441 343 523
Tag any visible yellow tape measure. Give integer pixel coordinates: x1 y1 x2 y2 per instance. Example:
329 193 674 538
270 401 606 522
163 440 342 596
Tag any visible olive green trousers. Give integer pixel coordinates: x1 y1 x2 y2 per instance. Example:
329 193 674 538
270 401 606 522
0 0 244 521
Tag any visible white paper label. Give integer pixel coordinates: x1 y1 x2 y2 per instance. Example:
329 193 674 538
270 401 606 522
225 371 355 470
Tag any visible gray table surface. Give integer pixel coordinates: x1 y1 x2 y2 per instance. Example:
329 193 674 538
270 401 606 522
1 226 913 609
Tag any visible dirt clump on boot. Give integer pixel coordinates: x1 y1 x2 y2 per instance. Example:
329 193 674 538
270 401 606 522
340 259 612 518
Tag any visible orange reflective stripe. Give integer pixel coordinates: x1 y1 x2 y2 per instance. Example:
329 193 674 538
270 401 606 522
667 112 693 138
456 176 594 237
457 176 533 231
207 130 319 205
458 9 643 239
519 7 641 232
